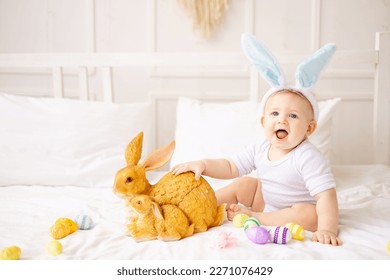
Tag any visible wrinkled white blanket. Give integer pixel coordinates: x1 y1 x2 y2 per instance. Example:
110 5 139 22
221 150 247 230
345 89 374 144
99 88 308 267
0 165 389 260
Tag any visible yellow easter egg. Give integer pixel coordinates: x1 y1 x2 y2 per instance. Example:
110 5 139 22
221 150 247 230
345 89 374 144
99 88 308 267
0 246 21 260
285 222 305 241
50 222 71 239
55 218 78 232
233 213 249 228
49 218 78 239
47 240 63 256
387 241 390 254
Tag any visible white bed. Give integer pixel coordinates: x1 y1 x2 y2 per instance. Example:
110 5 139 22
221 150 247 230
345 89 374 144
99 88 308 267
0 165 389 260
0 32 389 262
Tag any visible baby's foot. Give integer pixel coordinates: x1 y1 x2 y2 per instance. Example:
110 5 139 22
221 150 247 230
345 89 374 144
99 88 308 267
227 204 254 220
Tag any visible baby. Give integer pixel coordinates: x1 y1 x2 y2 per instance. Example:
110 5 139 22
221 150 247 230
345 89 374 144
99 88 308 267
171 89 342 246
171 33 342 246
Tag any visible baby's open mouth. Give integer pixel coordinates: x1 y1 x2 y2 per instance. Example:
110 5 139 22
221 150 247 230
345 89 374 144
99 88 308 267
276 129 288 139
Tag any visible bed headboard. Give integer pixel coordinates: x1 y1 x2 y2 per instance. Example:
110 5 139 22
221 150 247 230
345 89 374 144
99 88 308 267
0 32 389 165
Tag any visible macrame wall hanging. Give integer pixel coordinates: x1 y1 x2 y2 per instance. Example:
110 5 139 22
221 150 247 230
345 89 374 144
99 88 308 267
176 0 229 39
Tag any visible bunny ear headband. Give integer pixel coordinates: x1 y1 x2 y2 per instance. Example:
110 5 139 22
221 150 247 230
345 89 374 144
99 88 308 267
241 32 336 121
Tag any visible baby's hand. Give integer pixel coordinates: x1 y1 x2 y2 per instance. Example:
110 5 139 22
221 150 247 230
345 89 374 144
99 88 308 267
311 230 342 246
170 160 206 180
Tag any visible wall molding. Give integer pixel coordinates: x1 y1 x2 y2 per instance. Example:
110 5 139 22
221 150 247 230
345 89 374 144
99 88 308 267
0 0 96 76
147 0 253 78
311 0 322 50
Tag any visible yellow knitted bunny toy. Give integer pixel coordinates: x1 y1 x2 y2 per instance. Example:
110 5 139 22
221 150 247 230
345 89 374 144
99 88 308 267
114 132 226 240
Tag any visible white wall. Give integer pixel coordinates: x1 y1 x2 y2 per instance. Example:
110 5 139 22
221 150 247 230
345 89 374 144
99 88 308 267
0 0 389 164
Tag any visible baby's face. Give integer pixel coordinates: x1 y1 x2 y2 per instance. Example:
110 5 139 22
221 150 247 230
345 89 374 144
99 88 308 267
261 90 316 152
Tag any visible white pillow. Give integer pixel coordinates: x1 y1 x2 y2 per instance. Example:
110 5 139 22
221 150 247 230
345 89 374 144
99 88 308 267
0 93 151 187
310 97 342 159
170 97 341 168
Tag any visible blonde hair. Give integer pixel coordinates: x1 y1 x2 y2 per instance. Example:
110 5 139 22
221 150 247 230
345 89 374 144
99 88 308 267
269 89 315 121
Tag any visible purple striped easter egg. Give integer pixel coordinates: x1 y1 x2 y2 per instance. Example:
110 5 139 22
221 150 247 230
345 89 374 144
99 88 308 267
268 226 292 244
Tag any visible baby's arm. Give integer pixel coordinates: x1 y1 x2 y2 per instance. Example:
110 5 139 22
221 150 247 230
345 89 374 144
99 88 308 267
312 188 342 246
171 159 239 180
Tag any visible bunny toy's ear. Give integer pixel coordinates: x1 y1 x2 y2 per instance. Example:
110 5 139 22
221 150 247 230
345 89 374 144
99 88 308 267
295 43 336 90
125 131 144 166
241 32 286 88
151 202 163 219
141 140 175 172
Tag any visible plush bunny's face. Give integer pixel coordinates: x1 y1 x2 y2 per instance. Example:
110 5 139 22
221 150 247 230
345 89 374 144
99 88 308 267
128 195 153 215
113 165 149 197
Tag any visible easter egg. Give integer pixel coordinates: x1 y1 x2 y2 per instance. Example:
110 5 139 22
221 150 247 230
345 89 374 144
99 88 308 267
243 217 260 232
0 246 21 260
285 222 305 241
233 213 249 228
245 226 270 244
50 217 78 239
74 214 94 230
47 240 63 256
268 226 292 244
387 241 390 254
55 218 78 232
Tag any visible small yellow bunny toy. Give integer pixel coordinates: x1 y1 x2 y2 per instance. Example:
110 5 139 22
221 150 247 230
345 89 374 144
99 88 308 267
114 132 226 238
125 195 158 241
126 195 195 241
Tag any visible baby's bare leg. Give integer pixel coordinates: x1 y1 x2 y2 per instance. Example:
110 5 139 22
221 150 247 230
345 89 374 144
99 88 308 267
237 203 318 232
215 176 264 219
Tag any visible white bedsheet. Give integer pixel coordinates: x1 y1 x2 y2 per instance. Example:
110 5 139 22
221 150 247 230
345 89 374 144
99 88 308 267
0 165 389 260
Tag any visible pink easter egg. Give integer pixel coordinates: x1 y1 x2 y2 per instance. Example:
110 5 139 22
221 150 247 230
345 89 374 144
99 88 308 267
245 226 270 244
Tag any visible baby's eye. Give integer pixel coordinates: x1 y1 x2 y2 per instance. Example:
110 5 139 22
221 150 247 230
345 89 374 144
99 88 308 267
289 113 298 119
271 111 279 116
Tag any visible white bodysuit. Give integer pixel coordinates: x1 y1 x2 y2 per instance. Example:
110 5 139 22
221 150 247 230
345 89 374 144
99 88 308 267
231 140 335 211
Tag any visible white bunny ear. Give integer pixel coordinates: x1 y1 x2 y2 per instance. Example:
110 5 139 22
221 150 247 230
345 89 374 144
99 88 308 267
241 33 285 88
295 43 336 89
